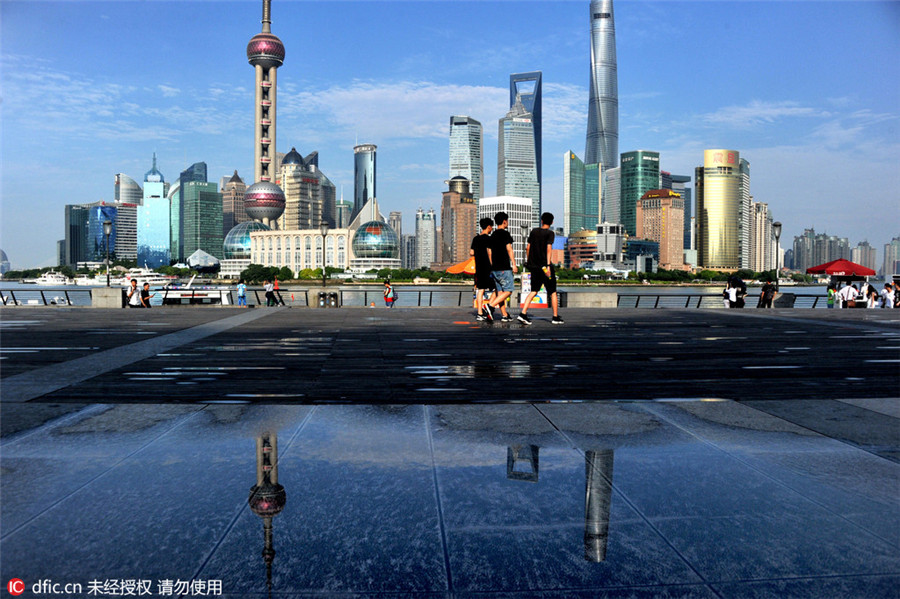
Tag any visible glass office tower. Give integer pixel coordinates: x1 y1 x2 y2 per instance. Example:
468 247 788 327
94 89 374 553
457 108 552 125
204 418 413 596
171 162 207 262
353 144 377 221
509 72 542 203
449 116 483 202
620 150 660 236
586 0 618 169
696 149 744 270
182 181 223 259
498 97 540 227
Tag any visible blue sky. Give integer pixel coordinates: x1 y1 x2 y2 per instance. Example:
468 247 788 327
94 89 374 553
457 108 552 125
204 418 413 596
2 0 898 269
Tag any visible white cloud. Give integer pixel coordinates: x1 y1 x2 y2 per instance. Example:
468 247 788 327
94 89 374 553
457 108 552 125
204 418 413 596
701 100 828 129
158 85 180 98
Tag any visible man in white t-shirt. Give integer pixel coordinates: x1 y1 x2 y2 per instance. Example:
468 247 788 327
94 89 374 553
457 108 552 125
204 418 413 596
837 283 858 308
126 279 141 308
880 284 895 309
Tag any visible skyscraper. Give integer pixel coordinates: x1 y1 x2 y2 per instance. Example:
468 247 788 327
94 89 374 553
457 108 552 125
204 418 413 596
353 144 377 221
388 211 402 242
171 162 207 262
636 189 685 270
441 177 477 265
138 156 170 268
749 200 774 273
509 72 542 211
695 149 747 270
449 116 483 202
498 97 540 227
415 207 437 269
586 0 618 169
182 181 223 259
620 150 660 236
564 151 601 236
477 196 532 267
115 173 143 205
221 171 248 235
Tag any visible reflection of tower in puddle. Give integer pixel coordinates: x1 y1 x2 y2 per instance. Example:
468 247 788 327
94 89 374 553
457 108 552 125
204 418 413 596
248 433 286 593
584 450 614 562
507 445 539 482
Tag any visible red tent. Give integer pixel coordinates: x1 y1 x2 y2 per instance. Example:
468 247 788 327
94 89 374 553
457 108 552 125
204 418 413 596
806 259 875 278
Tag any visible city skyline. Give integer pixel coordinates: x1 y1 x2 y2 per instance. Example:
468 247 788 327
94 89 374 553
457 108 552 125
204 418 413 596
2 0 898 269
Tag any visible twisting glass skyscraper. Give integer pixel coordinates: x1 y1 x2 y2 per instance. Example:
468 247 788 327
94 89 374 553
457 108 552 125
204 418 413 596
585 0 618 169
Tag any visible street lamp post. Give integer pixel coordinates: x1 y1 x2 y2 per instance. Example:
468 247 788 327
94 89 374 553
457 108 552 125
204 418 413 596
103 220 112 287
772 221 782 292
520 223 530 268
319 222 329 287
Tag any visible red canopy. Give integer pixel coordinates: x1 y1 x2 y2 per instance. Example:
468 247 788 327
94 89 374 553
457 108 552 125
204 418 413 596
806 259 875 277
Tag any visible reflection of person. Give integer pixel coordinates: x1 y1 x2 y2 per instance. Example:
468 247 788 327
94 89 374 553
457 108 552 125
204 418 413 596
518 212 563 325
140 283 154 308
487 212 517 323
470 217 494 321
126 279 141 308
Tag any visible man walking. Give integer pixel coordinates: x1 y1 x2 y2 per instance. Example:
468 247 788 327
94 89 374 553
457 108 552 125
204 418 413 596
470 217 495 321
486 211 517 322
518 212 563 325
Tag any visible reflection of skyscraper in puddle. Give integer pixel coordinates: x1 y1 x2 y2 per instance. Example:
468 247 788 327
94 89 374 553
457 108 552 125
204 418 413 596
584 450 614 562
507 445 539 483
248 433 286 593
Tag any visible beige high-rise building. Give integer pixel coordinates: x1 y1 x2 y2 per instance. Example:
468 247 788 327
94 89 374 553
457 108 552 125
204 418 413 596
440 177 477 266
636 189 685 270
221 171 248 236
750 200 774 272
696 149 748 270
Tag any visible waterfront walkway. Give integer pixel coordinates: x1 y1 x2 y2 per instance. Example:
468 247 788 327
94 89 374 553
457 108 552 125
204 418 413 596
1 307 898 597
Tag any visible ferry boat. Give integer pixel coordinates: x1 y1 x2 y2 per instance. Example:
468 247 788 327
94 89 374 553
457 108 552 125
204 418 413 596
123 268 179 287
24 271 74 285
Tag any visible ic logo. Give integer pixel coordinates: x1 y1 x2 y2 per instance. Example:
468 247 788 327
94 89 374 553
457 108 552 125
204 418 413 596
7 579 24 596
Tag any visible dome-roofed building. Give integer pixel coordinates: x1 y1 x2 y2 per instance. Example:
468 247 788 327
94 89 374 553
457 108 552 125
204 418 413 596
224 221 271 260
350 220 400 271
220 221 271 279
281 147 303 167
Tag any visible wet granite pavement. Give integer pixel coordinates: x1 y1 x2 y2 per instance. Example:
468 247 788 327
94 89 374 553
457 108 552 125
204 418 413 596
1 307 898 598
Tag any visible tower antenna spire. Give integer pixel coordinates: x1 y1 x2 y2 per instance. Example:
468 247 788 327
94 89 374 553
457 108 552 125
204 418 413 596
261 0 272 33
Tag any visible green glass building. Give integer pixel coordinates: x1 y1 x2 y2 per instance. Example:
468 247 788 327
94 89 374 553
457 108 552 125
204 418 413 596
563 151 601 235
182 181 224 260
620 150 659 236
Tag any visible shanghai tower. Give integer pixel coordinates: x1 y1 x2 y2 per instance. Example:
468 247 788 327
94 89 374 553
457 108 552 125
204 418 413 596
585 0 618 168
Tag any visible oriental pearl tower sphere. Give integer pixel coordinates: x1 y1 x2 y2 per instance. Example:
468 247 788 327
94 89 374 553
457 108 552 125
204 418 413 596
245 0 285 228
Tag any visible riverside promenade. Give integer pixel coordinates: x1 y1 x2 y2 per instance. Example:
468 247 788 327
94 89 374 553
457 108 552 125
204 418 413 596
1 306 898 598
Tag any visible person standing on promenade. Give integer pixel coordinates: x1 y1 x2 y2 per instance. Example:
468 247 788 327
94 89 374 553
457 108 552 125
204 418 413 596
236 279 247 307
263 279 276 307
487 212 517 322
827 284 836 309
126 279 141 308
838 283 858 308
471 217 495 321
759 280 776 308
518 212 563 325
383 280 396 308
140 283 155 308
880 283 895 309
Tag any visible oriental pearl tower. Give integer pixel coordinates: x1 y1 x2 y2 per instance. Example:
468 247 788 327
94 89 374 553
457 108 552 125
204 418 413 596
244 0 286 229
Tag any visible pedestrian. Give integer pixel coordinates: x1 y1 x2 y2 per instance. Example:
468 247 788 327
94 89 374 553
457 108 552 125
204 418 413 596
827 284 836 309
759 280 776 308
486 211 517 322
140 282 155 308
264 279 276 307
126 279 141 308
838 283 858 308
471 217 495 321
517 212 563 325
726 282 738 308
865 282 879 308
722 282 731 309
236 279 247 307
880 283 895 309
383 280 396 308
273 277 286 305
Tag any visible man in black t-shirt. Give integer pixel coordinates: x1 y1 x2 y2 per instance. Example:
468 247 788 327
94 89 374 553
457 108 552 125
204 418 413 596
518 212 563 325
486 211 517 322
470 217 495 321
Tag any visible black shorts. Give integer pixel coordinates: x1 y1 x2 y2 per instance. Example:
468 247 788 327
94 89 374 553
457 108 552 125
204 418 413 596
528 265 557 294
474 272 495 291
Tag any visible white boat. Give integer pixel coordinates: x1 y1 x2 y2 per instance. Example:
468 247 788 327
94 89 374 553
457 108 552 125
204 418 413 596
24 271 74 285
159 275 231 305
123 268 179 287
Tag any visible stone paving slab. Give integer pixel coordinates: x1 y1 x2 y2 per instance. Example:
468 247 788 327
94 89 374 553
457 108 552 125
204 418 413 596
1 308 897 404
0 402 897 598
